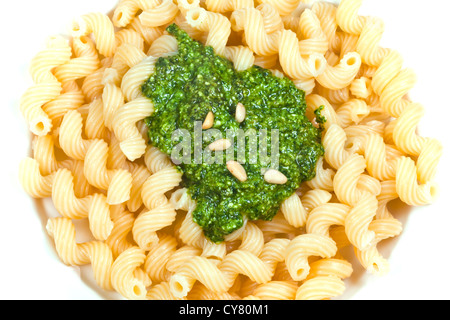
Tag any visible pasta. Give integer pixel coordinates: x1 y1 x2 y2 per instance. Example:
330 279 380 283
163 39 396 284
285 234 337 281
54 36 100 83
52 168 114 240
46 217 114 291
110 246 149 299
17 0 443 301
71 12 117 57
139 0 179 28
132 166 182 250
83 139 133 205
20 36 72 136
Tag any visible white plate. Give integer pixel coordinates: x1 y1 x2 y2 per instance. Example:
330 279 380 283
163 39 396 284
1 0 449 300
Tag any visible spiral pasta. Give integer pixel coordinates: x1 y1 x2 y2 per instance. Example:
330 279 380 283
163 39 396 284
46 217 114 291
19 157 55 198
20 36 72 136
112 97 155 161
205 0 253 13
42 80 85 124
110 246 149 299
52 168 114 240
243 281 298 300
295 275 345 300
139 0 179 28
230 6 281 56
72 12 116 57
132 166 182 250
106 209 136 258
285 233 337 281
83 139 133 205
54 36 100 83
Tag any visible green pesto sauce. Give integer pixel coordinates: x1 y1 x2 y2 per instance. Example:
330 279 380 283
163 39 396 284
142 24 324 243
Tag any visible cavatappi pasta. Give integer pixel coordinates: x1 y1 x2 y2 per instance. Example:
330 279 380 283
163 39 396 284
18 0 443 300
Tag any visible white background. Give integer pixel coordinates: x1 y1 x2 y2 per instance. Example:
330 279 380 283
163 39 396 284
0 0 449 300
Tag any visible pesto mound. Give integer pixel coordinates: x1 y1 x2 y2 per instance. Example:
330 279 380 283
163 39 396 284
142 24 324 243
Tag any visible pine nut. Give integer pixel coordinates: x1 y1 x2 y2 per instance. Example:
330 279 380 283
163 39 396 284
202 111 214 129
235 103 246 123
264 169 287 185
226 161 247 182
208 138 231 151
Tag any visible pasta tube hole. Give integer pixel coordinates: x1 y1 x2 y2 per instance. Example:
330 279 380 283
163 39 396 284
79 36 88 44
344 141 354 150
72 21 80 32
296 268 307 279
30 118 51 136
34 121 45 133
429 184 439 201
187 8 204 24
372 263 380 273
346 57 357 66
172 281 185 296
191 12 200 21
115 12 123 22
315 59 323 72
133 285 141 296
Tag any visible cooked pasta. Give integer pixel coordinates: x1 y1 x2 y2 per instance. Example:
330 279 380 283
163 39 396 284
20 36 72 136
144 232 178 283
230 6 280 56
46 217 114 290
82 57 113 102
316 52 361 90
110 246 149 299
115 29 145 51
243 281 298 300
295 275 345 300
52 168 114 240
18 0 442 301
278 28 327 80
280 193 308 228
205 0 253 13
19 157 55 198
106 209 136 258
185 7 231 56
72 12 116 57
112 97 155 161
83 139 133 205
306 203 351 237
121 55 158 103
285 234 337 281
132 166 182 250
59 109 92 160
113 0 155 28
140 0 179 28
42 80 85 123
297 8 328 57
102 74 125 132
54 36 100 83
